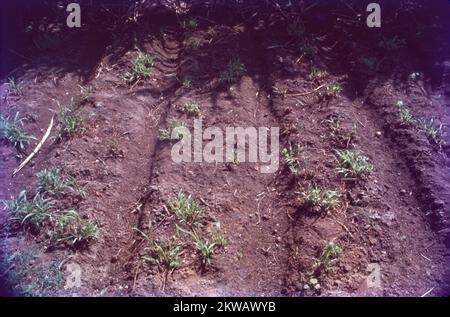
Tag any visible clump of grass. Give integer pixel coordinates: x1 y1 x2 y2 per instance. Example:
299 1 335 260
183 101 200 116
124 50 155 83
219 57 246 83
417 118 446 146
211 222 226 246
52 210 99 246
53 97 85 141
336 149 373 177
7 77 24 95
281 142 304 174
180 76 193 88
136 228 183 271
0 112 36 151
37 169 65 195
396 100 415 125
64 176 86 198
36 169 85 197
313 241 343 272
176 224 218 268
298 186 339 211
159 120 187 141
185 37 203 49
2 191 52 230
175 220 225 270
272 86 288 98
142 235 184 270
78 85 93 103
191 231 216 266
180 18 198 32
158 128 171 140
318 82 342 99
323 115 355 148
308 69 329 84
168 191 203 227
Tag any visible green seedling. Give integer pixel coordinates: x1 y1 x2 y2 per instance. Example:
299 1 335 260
64 176 87 198
159 120 187 141
318 83 342 99
79 85 93 103
183 102 200 115
37 169 65 195
7 77 24 95
298 186 339 211
313 241 343 272
180 18 199 32
124 50 155 83
168 191 203 227
52 210 99 246
0 112 35 151
142 236 184 270
282 142 304 174
211 222 226 246
2 191 52 230
308 69 329 84
336 149 373 177
272 86 288 98
417 118 446 146
219 58 246 83
53 97 85 140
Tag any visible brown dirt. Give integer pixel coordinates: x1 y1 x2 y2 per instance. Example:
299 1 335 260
0 1 449 297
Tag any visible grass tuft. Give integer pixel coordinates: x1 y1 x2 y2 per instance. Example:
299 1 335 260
313 241 343 272
7 77 24 95
53 97 85 141
2 191 52 230
168 191 203 227
0 112 36 151
219 57 246 83
298 186 339 211
52 210 99 246
336 149 373 177
124 50 155 83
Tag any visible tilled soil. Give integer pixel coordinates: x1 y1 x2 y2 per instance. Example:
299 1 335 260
0 2 449 296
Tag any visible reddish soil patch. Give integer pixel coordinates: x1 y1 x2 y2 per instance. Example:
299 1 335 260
1 1 449 297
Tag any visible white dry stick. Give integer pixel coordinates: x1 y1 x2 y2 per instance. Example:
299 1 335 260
12 115 54 176
421 287 435 297
287 84 326 97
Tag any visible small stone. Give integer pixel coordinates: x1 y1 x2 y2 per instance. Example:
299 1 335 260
399 189 407 196
375 131 382 137
262 214 270 221
276 237 282 243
